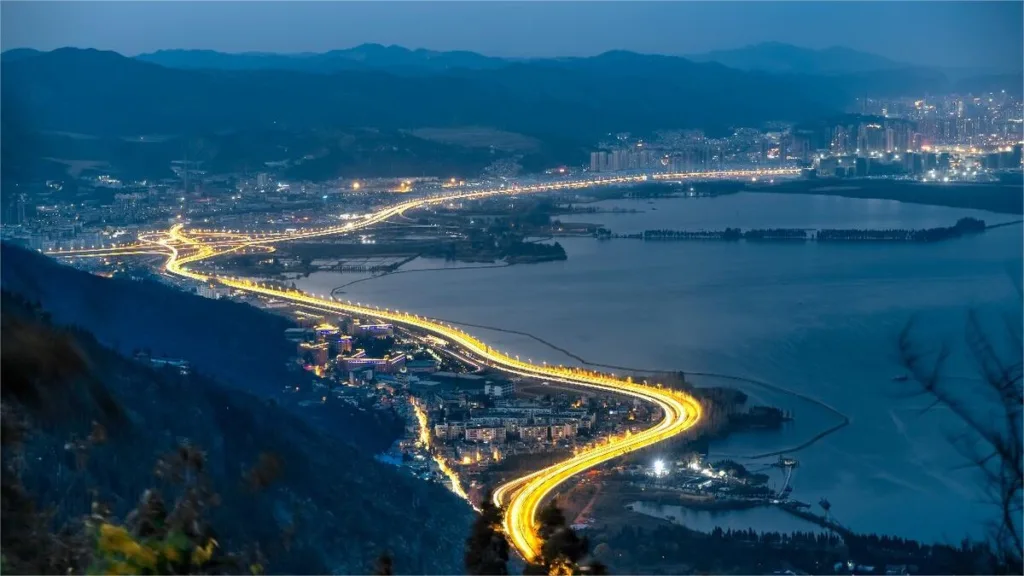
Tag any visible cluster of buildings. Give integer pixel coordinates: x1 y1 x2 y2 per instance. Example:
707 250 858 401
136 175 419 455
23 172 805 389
7 88 1021 261
808 144 1022 180
431 396 597 445
285 317 423 382
582 90 1022 179
416 387 661 483
589 148 662 173
857 92 1023 148
789 118 918 160
0 163 448 252
787 92 1023 179
588 129 786 175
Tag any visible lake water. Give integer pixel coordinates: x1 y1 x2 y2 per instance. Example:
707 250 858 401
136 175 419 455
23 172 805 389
296 192 1023 544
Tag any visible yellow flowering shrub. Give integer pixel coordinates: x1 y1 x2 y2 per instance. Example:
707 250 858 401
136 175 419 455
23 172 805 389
91 522 219 575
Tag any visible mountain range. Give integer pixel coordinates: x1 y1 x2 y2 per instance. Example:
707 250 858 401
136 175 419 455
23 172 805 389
2 43 1019 183
134 43 513 74
686 41 909 75
2 46 842 138
129 42 988 77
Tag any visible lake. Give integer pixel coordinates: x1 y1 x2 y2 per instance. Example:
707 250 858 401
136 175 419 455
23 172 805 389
296 191 1022 543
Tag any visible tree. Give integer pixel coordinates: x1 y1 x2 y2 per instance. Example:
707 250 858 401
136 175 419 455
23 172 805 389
373 552 394 575
899 306 1022 573
1 294 267 575
525 502 606 575
465 490 509 575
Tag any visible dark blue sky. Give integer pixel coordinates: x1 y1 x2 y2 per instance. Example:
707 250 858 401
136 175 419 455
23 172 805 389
2 1 1021 70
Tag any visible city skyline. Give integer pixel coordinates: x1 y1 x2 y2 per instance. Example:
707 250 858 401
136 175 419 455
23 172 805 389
2 1 1022 71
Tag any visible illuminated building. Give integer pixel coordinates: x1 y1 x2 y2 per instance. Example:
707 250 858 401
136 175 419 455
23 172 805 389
519 425 549 443
354 323 394 338
342 352 406 374
336 335 353 354
550 423 578 441
314 323 340 342
434 422 465 441
465 426 506 444
298 341 329 367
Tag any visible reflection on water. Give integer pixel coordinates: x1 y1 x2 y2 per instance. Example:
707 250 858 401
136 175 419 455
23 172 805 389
297 192 1022 542
628 500 824 534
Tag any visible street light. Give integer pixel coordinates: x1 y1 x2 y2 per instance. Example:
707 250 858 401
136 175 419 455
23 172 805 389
653 459 666 477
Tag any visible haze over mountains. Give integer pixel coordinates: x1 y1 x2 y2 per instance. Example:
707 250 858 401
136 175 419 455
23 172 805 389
128 41 1016 77
686 41 909 74
131 41 915 75
2 42 1020 183
134 43 514 74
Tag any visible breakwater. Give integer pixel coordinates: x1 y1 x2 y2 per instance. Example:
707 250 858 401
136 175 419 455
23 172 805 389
601 217 990 243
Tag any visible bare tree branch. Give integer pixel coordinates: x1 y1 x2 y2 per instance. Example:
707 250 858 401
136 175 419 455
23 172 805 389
898 308 1023 573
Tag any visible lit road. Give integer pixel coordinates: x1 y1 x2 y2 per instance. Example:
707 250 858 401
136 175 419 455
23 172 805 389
173 270 704 562
411 399 472 503
47 168 799 260
45 168 812 560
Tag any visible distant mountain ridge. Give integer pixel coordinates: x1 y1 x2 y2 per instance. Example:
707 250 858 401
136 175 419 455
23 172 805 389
687 41 911 74
131 42 917 77
0 47 837 138
3 46 1018 182
134 43 513 74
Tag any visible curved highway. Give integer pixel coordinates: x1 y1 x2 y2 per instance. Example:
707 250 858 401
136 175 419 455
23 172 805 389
46 169 803 560
165 257 704 561
47 168 797 258
210 278 701 560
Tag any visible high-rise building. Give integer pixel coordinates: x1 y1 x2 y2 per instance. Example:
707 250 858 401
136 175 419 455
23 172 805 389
15 194 26 225
590 152 602 172
900 152 923 174
611 150 628 171
859 124 884 153
256 172 270 190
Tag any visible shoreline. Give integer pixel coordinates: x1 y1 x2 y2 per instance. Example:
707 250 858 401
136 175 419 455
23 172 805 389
439 319 851 460
304 194 1017 461
330 297 847 460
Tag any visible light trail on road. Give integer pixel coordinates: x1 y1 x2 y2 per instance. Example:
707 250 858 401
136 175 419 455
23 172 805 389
48 168 798 260
186 274 704 561
44 168 806 561
411 399 471 503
